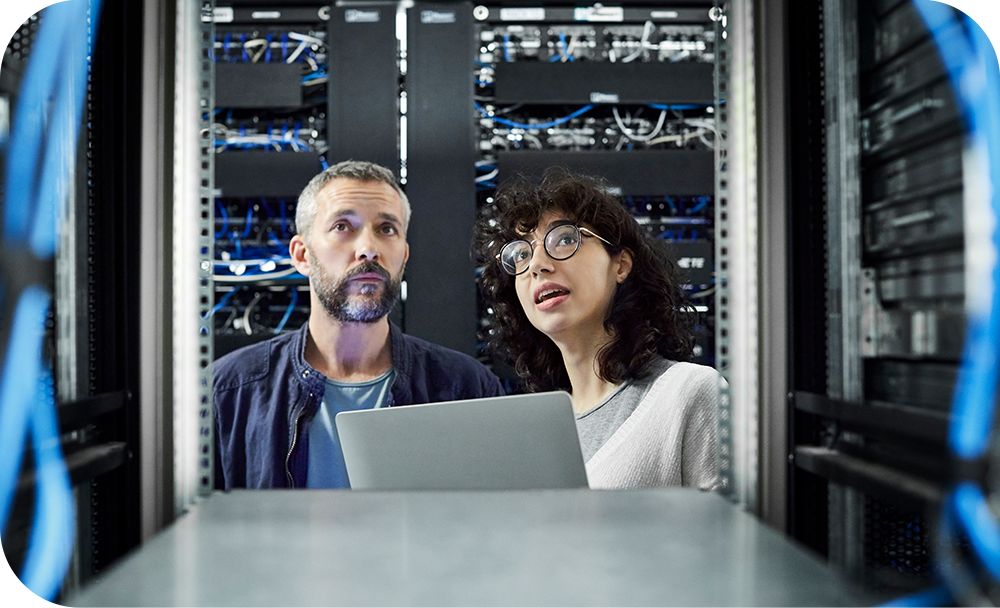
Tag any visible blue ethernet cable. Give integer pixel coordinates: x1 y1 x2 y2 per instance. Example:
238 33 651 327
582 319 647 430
18 363 75 599
474 102 594 130
215 200 229 239
274 288 300 334
4 2 76 244
872 2 1000 604
242 206 255 239
0 0 101 598
648 103 709 111
204 287 241 320
559 33 573 62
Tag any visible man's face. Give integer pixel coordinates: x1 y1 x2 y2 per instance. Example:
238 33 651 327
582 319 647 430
290 178 409 324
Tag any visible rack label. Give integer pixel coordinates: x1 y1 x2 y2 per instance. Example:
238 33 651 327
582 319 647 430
590 92 620 104
499 8 546 22
345 9 380 23
574 6 624 22
250 11 282 20
421 10 456 24
209 7 233 23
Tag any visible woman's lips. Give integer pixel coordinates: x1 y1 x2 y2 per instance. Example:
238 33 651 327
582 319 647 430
535 293 569 311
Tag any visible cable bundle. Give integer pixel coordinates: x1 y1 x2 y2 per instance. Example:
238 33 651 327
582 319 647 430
885 2 1000 605
0 0 102 600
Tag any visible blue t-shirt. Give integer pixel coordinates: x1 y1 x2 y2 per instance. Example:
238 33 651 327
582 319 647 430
306 369 395 488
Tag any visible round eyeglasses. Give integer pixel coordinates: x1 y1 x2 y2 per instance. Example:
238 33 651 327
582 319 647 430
497 224 615 276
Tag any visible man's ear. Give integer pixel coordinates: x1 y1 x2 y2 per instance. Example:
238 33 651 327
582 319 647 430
616 248 634 284
289 235 310 277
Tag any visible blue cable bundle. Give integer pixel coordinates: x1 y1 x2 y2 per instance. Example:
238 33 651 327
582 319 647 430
878 2 1000 604
0 0 103 600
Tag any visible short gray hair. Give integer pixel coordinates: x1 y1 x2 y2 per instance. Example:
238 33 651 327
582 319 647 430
295 160 410 240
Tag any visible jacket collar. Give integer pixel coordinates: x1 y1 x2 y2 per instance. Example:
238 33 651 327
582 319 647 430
291 318 412 389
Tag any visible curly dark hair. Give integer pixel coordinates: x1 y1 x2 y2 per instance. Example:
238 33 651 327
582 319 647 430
472 168 696 392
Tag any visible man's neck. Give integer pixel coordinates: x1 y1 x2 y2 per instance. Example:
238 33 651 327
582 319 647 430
305 314 393 382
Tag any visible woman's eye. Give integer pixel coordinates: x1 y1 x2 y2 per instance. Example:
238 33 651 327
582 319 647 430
559 235 578 246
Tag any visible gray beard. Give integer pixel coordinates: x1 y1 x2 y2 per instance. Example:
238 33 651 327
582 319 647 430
308 255 402 324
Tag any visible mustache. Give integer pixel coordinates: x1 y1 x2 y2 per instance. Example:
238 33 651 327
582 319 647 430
343 261 391 283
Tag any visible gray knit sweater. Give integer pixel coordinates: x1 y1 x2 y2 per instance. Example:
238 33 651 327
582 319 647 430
581 361 725 490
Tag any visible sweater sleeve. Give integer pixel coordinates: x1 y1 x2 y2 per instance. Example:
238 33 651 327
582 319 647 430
680 367 726 491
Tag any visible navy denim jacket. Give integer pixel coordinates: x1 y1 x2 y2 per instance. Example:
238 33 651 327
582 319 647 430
213 322 505 489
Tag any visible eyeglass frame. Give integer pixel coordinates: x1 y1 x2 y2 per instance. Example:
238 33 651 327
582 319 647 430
495 223 616 276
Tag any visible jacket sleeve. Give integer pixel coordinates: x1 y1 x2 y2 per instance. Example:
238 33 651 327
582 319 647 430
483 368 506 397
213 389 229 491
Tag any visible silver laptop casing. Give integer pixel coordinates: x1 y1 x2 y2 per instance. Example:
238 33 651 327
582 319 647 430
336 391 588 490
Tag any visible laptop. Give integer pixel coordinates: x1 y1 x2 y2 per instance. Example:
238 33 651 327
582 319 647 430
336 391 589 490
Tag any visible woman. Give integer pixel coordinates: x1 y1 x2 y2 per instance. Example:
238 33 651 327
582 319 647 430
473 169 724 490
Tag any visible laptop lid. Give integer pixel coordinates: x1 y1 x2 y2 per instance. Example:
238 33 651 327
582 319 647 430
336 391 588 490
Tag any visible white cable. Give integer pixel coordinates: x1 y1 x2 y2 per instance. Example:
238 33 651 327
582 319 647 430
646 128 706 147
566 34 578 58
214 268 299 283
688 285 717 299
242 292 263 336
522 133 543 149
288 31 324 46
476 168 499 182
214 257 293 266
613 108 667 142
287 40 307 64
622 21 654 63
304 55 319 72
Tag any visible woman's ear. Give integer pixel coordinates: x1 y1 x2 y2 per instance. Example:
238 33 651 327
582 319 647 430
616 249 634 284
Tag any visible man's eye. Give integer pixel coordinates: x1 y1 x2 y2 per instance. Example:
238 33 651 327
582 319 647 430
380 224 398 235
332 222 350 232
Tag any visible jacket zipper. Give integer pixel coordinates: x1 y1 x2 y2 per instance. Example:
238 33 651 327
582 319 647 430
285 408 305 488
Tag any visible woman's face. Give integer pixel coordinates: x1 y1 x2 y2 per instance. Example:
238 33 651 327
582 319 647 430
512 211 631 341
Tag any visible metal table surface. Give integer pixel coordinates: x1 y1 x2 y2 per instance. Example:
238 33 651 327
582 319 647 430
70 489 859 606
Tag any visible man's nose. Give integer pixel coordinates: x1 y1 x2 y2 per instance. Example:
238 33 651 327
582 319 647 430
355 227 380 261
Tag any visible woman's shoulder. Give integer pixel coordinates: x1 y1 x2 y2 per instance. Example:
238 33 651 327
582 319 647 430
646 361 727 408
647 359 725 386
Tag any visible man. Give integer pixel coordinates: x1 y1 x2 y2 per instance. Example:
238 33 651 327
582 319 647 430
214 161 504 489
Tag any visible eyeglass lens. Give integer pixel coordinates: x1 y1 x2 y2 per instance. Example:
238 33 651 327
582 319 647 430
499 224 582 275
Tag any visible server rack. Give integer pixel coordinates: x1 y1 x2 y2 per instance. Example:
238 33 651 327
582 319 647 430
464 1 720 383
209 2 330 357
208 1 406 358
1 0 147 594
788 0 966 593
